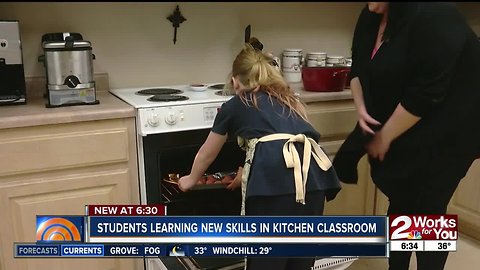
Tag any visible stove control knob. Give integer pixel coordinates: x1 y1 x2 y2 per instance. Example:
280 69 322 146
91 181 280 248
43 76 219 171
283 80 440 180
165 111 178 125
147 114 160 127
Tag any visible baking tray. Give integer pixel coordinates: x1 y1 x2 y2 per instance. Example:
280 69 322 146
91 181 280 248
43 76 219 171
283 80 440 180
162 179 230 191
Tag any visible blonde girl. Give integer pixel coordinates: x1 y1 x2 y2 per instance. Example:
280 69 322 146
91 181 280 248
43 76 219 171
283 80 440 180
179 44 341 270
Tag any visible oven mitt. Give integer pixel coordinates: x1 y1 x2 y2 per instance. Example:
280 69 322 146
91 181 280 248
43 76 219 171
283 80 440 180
332 124 372 184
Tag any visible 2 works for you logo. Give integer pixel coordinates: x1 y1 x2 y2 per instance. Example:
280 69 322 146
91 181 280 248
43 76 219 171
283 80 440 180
36 216 84 242
389 215 457 241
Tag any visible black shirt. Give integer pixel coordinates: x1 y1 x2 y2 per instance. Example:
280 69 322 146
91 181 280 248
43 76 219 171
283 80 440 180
336 3 480 196
212 91 341 201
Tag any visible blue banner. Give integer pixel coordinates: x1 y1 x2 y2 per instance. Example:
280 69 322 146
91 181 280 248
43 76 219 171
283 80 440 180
14 243 387 257
88 216 386 238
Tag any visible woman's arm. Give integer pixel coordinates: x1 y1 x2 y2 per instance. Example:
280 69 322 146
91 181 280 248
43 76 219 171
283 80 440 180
351 77 381 135
368 4 468 161
349 7 381 135
367 104 421 161
178 132 227 191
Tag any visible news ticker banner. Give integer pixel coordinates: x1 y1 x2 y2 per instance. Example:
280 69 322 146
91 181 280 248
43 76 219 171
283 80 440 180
14 243 387 258
389 215 458 252
87 216 386 244
15 205 457 258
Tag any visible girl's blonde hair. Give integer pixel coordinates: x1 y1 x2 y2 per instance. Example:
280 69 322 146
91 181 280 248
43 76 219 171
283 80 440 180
227 44 308 121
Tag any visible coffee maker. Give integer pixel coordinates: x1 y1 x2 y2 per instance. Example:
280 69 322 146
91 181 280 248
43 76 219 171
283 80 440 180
39 32 99 108
0 20 26 105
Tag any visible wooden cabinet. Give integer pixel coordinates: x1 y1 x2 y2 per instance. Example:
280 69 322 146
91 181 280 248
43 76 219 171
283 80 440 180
305 99 376 215
448 159 480 240
373 158 480 242
305 96 480 242
0 118 142 270
373 153 480 242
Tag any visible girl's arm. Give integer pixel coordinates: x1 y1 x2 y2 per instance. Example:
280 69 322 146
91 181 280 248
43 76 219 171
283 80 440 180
178 132 227 191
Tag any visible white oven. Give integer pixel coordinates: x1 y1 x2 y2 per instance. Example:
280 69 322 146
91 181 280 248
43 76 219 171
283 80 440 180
110 84 246 270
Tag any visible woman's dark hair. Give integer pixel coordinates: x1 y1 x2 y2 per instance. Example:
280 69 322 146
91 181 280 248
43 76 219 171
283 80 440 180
383 2 419 42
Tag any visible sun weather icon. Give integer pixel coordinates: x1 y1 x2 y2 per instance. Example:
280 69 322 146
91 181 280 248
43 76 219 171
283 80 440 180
407 230 422 240
36 217 82 242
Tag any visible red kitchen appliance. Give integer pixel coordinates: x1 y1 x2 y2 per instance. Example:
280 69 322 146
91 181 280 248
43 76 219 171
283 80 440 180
302 66 350 92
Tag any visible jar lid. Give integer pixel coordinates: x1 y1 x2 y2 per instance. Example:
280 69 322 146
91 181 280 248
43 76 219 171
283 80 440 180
307 52 327 56
283 48 302 52
43 40 92 49
327 55 344 59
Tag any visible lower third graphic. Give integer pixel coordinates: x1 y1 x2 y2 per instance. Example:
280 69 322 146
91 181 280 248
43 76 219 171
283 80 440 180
169 245 186 256
36 216 84 242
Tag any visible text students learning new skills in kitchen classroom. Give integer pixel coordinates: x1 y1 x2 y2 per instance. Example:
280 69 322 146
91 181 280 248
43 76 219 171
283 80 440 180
334 2 480 270
178 44 341 270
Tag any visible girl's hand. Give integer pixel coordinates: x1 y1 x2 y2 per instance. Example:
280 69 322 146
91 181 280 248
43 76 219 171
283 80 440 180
226 167 243 191
178 175 198 192
358 109 381 135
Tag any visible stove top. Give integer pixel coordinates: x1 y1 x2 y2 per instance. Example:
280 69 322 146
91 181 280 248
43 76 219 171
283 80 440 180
147 94 189 102
214 90 235 97
110 83 233 108
136 88 183 96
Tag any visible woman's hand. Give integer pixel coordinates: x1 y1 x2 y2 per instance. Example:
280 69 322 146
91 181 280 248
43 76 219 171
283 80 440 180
349 77 381 135
226 167 243 191
366 130 392 161
366 103 422 162
358 108 381 135
178 175 198 192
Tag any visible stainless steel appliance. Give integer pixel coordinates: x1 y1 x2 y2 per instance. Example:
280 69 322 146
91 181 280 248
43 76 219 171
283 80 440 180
0 20 26 105
39 32 99 108
110 84 246 270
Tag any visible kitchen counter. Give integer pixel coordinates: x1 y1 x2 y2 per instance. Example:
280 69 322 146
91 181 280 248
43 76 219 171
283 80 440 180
289 82 353 103
0 78 351 130
0 91 135 130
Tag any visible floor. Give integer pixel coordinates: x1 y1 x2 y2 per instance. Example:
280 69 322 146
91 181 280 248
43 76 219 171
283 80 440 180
349 234 480 270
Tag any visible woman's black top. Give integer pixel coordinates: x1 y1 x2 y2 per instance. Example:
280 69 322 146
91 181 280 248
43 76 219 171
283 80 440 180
334 3 480 196
212 91 341 201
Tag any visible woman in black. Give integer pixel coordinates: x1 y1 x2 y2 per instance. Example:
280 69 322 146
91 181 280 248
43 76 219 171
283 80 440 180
179 44 341 270
334 2 480 270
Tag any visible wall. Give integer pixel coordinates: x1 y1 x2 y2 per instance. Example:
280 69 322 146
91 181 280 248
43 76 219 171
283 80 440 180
458 3 480 35
0 2 364 89
2 3 477 90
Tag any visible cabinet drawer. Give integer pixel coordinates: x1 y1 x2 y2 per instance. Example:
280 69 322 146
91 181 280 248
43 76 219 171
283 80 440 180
319 139 344 157
306 100 357 138
0 120 130 176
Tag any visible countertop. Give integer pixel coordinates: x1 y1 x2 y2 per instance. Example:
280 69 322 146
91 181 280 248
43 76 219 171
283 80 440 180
289 82 353 103
0 91 135 130
0 79 352 130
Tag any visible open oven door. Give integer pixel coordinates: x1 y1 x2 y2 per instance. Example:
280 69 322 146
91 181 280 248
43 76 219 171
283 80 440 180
151 256 245 270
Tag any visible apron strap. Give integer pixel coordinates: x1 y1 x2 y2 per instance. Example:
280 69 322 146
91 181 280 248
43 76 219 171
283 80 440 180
258 133 332 204
237 133 332 209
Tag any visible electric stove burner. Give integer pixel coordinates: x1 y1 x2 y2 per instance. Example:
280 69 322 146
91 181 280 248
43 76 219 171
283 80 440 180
209 83 225 90
147 95 189 102
136 88 183 96
214 90 235 96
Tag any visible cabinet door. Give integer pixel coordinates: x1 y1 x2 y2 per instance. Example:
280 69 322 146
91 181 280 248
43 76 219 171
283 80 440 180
0 169 142 270
0 119 141 270
448 159 480 240
320 140 376 216
306 100 376 215
306 100 358 138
